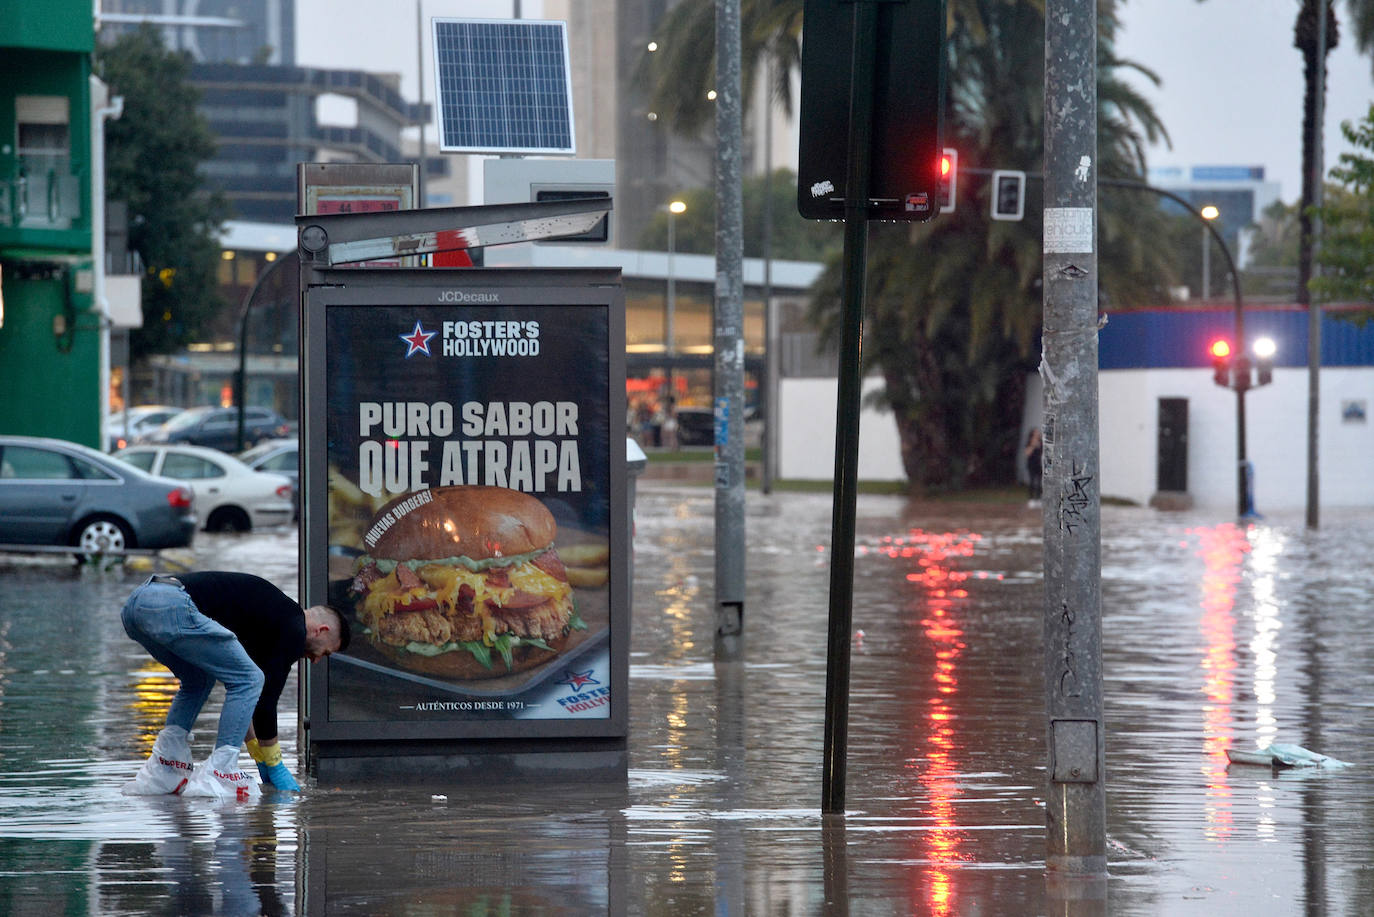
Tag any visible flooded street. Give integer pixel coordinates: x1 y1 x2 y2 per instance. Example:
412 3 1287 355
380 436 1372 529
1 485 1371 915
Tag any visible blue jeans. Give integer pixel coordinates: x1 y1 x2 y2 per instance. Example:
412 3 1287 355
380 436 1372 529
121 578 264 749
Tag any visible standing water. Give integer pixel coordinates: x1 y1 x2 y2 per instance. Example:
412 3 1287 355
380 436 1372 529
0 488 1370 915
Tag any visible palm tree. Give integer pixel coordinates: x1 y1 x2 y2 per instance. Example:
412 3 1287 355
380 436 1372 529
639 0 1178 490
1293 1 1374 306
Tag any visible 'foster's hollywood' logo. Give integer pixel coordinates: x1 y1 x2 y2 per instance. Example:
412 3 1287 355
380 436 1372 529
397 318 542 359
556 668 609 714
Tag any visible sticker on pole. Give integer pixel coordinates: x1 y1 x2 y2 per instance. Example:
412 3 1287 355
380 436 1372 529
1044 207 1094 254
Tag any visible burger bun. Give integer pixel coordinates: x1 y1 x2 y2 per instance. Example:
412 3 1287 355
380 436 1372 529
367 486 556 561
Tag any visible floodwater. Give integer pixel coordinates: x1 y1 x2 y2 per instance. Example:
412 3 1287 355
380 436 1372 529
1 486 1371 916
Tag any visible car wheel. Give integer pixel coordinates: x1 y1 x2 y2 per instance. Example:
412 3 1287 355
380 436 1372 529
206 506 252 533
73 516 134 555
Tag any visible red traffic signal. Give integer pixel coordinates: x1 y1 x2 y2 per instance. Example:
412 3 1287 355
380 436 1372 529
1208 338 1232 387
938 148 957 214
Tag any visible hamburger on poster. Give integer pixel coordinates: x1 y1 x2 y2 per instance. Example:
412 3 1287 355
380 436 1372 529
349 485 587 680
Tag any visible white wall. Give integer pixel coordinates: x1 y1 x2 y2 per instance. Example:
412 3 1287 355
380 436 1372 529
779 367 1374 509
1097 368 1374 510
778 377 904 481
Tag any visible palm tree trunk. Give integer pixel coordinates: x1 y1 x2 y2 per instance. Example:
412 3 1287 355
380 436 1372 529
1295 0 1339 306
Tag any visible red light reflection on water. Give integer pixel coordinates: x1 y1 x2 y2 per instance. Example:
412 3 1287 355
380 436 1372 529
868 529 982 915
1190 522 1249 840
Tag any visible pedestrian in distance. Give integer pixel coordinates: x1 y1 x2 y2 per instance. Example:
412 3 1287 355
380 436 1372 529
120 572 349 800
1024 426 1044 508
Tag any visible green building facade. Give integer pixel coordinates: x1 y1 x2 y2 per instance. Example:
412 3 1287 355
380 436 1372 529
0 0 99 446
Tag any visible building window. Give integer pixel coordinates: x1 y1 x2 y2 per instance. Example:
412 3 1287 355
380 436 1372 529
16 95 70 162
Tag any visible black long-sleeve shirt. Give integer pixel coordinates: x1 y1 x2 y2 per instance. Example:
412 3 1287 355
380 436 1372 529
178 571 306 743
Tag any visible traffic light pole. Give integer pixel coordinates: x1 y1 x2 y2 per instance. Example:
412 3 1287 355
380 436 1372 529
820 0 879 817
1100 178 1252 517
1234 311 1250 518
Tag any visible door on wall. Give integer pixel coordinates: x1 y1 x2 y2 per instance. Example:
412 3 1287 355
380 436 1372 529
1157 398 1189 492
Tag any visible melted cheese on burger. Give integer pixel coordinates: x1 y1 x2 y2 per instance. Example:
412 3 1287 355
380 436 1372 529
361 558 572 646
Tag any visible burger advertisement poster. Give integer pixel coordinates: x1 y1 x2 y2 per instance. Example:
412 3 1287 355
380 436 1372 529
304 273 628 741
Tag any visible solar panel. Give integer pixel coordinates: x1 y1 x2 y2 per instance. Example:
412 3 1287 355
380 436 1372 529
431 18 577 156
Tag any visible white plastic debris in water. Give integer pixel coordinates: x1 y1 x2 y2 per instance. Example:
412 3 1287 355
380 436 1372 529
1226 743 1354 768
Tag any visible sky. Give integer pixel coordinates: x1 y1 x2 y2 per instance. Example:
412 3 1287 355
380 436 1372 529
296 0 1374 205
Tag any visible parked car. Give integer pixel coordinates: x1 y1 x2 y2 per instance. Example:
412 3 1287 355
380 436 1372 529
115 444 293 533
670 406 763 449
142 405 291 452
238 438 298 520
0 435 196 553
674 407 716 447
107 405 181 452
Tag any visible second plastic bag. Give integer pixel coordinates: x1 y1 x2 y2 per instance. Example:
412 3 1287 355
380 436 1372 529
182 745 261 802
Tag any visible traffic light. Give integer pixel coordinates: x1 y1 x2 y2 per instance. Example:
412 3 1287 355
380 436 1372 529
991 169 1026 221
1209 339 1232 387
1254 337 1276 386
797 0 946 222
938 148 957 214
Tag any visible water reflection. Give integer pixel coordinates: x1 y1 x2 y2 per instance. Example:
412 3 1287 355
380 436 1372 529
1 503 1373 915
1193 522 1245 839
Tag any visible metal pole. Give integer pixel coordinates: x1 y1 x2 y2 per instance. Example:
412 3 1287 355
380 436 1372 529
1234 285 1250 517
667 208 676 388
1042 0 1106 886
821 0 878 816
235 254 291 452
713 0 746 658
416 0 426 207
762 57 777 494
1307 0 1328 529
1201 225 1210 300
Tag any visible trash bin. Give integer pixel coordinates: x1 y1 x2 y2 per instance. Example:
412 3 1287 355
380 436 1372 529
626 437 648 602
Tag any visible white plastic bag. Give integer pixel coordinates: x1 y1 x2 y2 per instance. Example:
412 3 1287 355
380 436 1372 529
182 745 261 802
122 725 194 796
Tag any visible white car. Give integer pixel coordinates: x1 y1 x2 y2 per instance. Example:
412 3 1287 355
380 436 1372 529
115 443 293 533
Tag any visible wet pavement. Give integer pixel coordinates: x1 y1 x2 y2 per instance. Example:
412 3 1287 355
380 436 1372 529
1 486 1372 915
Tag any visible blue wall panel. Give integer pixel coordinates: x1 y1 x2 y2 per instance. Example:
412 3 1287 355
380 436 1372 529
1098 307 1374 369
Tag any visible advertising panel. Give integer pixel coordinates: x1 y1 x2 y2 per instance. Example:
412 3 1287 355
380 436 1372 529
302 270 627 744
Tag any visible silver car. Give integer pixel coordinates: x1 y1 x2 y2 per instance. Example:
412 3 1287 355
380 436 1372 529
238 438 299 520
0 436 197 552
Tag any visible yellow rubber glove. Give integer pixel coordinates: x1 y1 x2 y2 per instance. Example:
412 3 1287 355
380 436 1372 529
245 738 300 791
245 738 282 767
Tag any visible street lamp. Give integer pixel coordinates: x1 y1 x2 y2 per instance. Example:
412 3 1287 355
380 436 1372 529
1200 204 1219 300
666 200 686 380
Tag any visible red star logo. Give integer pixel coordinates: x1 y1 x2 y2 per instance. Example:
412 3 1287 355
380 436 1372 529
399 321 436 357
559 669 599 691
